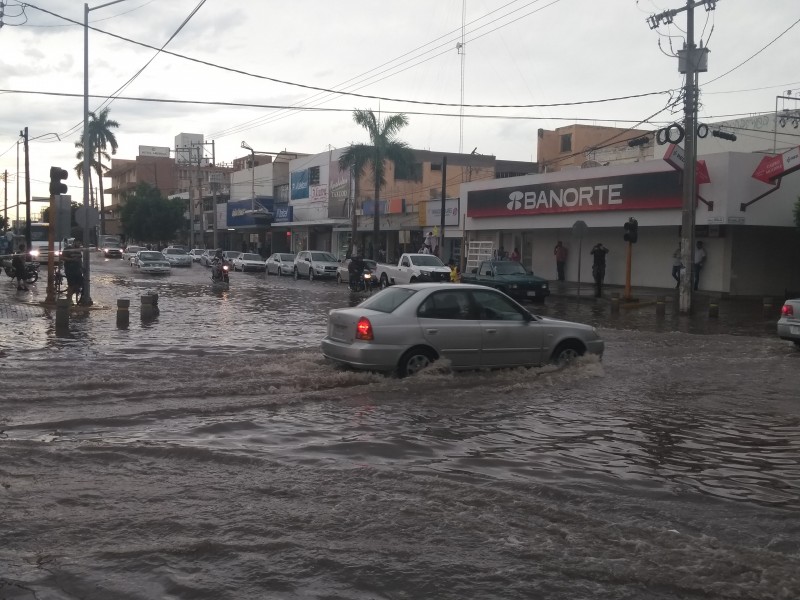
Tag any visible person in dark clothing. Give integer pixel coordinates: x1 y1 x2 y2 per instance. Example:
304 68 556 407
590 242 609 298
62 243 84 304
348 255 365 290
11 244 27 291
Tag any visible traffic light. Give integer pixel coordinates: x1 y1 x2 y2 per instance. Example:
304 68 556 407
623 218 639 243
49 166 68 195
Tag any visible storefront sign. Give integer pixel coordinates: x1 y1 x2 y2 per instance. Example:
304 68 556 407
467 171 682 218
663 144 711 184
274 204 293 223
752 146 800 183
291 170 309 200
227 198 275 227
421 198 459 226
328 161 350 218
138 145 170 158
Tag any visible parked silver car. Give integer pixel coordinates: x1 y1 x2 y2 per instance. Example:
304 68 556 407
232 252 266 272
321 283 604 377
266 253 296 276
294 250 339 281
777 297 800 348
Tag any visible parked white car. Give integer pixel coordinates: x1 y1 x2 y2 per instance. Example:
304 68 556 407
232 253 266 272
294 251 339 281
188 249 205 262
123 245 144 262
266 253 296 276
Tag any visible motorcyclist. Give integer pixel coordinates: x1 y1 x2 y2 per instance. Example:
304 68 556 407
211 249 228 281
348 255 365 290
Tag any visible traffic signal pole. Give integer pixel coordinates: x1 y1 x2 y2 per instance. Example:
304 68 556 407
624 241 633 301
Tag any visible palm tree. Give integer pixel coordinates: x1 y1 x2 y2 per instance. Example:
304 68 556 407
74 107 120 236
338 109 416 261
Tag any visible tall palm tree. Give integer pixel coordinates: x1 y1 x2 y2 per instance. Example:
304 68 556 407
339 109 415 261
74 107 120 236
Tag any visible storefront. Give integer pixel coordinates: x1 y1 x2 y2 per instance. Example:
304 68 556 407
226 197 274 255
460 151 800 296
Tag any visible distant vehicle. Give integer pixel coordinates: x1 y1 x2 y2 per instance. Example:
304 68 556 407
777 298 800 348
460 260 550 303
293 251 338 280
374 253 451 289
98 234 121 249
232 253 266 272
223 251 241 263
101 241 123 259
123 245 144 262
27 222 51 260
200 249 220 267
266 253 296 276
132 251 171 274
162 247 193 267
188 249 205 262
321 283 605 377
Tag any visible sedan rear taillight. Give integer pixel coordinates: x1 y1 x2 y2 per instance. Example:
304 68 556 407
356 317 374 340
782 304 794 317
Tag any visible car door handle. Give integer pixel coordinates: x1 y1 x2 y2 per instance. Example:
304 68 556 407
485 329 497 334
426 329 439 334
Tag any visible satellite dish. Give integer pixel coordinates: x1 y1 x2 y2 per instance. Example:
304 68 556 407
581 160 601 169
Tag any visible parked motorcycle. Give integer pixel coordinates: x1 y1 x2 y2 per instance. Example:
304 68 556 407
4 261 40 284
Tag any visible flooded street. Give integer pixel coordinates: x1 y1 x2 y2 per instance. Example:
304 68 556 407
1 259 798 599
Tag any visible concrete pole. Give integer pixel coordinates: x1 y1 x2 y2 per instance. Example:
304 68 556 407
678 0 697 314
439 155 447 258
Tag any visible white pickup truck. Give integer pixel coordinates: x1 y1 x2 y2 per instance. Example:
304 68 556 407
374 253 452 288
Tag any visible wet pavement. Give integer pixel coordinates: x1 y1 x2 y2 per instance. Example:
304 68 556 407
0 256 798 600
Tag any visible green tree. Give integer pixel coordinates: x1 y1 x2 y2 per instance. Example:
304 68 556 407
339 109 416 260
120 182 185 245
75 107 120 237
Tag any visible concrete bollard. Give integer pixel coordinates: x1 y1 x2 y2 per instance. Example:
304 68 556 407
141 294 158 320
610 292 620 313
656 295 666 317
117 298 130 328
762 296 773 318
55 298 70 329
708 299 719 318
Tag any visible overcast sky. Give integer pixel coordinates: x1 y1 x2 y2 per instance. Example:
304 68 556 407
1 0 799 213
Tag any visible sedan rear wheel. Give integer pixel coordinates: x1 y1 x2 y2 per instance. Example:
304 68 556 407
293 268 299 280
398 347 436 378
551 341 584 365
380 274 390 289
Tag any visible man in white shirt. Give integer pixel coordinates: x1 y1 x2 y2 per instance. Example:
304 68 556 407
693 240 706 291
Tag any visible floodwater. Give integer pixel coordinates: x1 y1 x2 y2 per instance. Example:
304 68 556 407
0 260 798 599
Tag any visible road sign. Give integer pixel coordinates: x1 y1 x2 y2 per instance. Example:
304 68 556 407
75 205 99 229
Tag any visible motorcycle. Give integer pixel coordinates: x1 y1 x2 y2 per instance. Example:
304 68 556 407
349 268 375 293
211 259 230 289
4 261 40 284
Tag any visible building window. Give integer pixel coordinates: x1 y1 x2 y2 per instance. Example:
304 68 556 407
431 163 442 171
395 162 422 182
560 134 572 153
309 166 320 185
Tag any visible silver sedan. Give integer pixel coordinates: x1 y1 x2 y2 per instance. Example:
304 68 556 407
321 283 604 377
777 297 800 348
266 253 296 276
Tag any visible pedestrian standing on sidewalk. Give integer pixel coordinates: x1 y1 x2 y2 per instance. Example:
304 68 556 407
554 241 568 281
11 244 27 291
693 240 707 291
63 242 84 304
672 245 683 288
590 242 608 298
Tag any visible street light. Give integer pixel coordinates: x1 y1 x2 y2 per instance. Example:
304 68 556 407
240 141 256 212
83 1 129 306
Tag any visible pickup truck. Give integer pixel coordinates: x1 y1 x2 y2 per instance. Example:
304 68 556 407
460 260 550 303
374 253 452 288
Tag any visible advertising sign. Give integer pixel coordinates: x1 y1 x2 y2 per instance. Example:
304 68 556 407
421 198 459 226
361 199 386 216
328 161 350 219
227 198 275 228
466 171 682 218
663 144 711 184
138 145 170 158
752 146 800 183
274 204 293 223
291 170 309 200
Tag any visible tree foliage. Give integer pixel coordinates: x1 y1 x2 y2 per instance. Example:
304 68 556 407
339 109 416 260
75 107 120 235
120 182 185 244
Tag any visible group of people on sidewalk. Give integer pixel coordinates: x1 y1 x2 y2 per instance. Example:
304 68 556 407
552 239 707 298
6 242 84 303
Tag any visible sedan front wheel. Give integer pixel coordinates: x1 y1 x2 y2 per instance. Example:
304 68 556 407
551 341 584 365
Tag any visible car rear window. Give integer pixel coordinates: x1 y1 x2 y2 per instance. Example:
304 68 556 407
280 254 295 261
242 253 261 261
358 287 417 313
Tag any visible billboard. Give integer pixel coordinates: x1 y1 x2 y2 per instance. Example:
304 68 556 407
227 197 275 228
466 171 682 218
274 204 293 223
138 145 170 158
422 198 459 226
291 170 309 200
328 161 350 218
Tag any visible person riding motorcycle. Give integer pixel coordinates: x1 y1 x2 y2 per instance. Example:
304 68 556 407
211 249 230 282
348 255 366 290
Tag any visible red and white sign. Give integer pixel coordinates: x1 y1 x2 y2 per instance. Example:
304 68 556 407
752 146 800 183
663 144 711 184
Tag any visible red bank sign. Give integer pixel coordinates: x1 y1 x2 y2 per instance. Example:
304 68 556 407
751 146 800 183
466 171 682 218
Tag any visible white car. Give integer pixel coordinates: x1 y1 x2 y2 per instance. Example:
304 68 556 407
123 245 144 262
188 249 205 263
232 252 266 272
266 253 296 276
777 297 800 348
294 250 339 281
162 247 193 267
132 251 171 274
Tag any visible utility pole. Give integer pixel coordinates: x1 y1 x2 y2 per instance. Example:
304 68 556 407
439 156 447 259
21 127 31 251
3 170 7 232
647 0 715 314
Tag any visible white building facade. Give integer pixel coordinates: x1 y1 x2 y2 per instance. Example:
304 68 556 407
459 151 800 297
